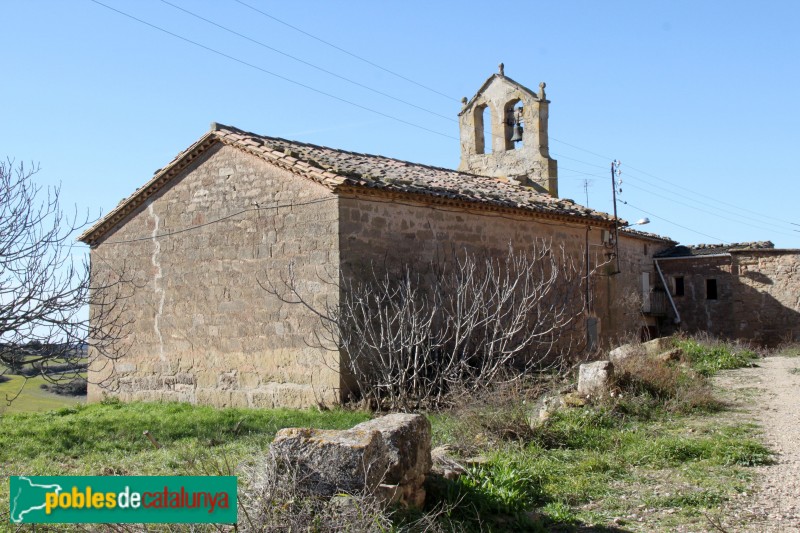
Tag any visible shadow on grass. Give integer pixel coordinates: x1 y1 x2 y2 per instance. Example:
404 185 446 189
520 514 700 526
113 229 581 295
422 473 633 533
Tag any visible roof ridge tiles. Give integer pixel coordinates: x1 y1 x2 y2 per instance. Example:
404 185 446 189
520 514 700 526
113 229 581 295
79 123 649 245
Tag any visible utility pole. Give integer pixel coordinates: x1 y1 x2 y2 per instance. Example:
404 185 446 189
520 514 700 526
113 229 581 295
583 179 590 207
611 160 622 274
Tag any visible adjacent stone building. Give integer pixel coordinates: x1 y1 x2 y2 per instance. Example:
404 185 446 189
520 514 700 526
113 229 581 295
79 69 676 408
654 242 800 346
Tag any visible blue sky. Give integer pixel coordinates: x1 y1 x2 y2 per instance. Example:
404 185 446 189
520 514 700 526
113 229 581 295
2 0 798 248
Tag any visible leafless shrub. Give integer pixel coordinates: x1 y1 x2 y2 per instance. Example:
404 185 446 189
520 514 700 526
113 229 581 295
0 159 134 403
265 240 599 411
432 376 550 456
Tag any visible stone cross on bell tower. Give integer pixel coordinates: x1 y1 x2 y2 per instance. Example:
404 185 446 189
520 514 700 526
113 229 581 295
458 64 558 197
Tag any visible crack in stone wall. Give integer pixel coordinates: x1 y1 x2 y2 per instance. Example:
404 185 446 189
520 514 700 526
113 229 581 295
148 201 168 367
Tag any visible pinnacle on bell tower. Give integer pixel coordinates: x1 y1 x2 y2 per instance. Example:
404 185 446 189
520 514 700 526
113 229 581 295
457 64 558 197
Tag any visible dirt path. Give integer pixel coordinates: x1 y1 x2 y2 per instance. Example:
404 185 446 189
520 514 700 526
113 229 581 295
715 356 800 532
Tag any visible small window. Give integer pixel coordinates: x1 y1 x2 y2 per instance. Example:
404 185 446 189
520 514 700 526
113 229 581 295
706 279 718 300
673 276 685 297
643 243 649 255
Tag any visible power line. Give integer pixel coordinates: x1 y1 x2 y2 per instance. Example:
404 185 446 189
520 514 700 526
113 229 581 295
89 0 458 142
620 201 727 244
620 167 798 230
549 139 799 230
231 0 454 101
550 136 613 162
622 181 797 238
90 0 796 242
558 166 607 179
547 139 798 230
231 1 799 232
554 145 799 231
623 164 797 227
100 197 337 245
96 193 620 247
158 0 454 124
90 1 603 161
551 151 609 170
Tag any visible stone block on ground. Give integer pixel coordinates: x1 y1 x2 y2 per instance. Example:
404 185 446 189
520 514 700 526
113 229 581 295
657 347 683 363
270 427 389 497
578 360 615 396
352 414 431 485
270 413 432 508
642 336 676 356
608 343 645 364
353 413 431 508
530 393 563 425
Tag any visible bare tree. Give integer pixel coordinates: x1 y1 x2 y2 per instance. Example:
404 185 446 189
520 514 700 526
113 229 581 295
266 240 601 411
0 160 132 402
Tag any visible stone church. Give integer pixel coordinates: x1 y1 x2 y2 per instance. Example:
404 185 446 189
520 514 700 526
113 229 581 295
80 68 676 408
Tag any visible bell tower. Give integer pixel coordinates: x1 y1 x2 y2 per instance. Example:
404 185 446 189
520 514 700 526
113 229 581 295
458 64 558 197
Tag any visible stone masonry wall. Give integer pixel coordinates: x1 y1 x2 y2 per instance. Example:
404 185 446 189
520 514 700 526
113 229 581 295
603 234 673 343
89 144 342 408
656 252 800 346
655 256 736 339
458 75 558 196
731 251 800 344
338 194 667 351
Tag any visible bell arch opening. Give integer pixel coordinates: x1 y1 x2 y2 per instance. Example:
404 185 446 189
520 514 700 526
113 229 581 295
504 99 524 151
473 104 492 154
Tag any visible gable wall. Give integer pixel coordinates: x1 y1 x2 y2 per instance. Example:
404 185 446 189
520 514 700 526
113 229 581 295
89 144 342 408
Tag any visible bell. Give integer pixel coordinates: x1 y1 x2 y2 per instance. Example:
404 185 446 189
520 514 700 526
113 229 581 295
510 124 524 143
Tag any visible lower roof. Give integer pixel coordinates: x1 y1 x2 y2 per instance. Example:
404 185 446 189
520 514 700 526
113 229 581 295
654 241 800 258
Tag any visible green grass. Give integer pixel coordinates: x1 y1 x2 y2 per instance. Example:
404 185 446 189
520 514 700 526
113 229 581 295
0 400 371 529
0 374 83 414
426 403 772 531
0 397 772 532
0 337 782 531
675 338 758 376
778 344 800 357
425 338 779 531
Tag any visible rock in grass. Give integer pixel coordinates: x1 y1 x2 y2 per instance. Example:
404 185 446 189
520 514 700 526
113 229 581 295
658 347 684 363
271 414 432 508
352 414 431 501
270 427 389 496
578 360 615 396
609 343 645 363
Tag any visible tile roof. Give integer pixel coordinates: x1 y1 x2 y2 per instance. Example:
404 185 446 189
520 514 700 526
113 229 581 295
80 123 622 244
213 124 617 218
619 227 676 244
655 241 776 258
